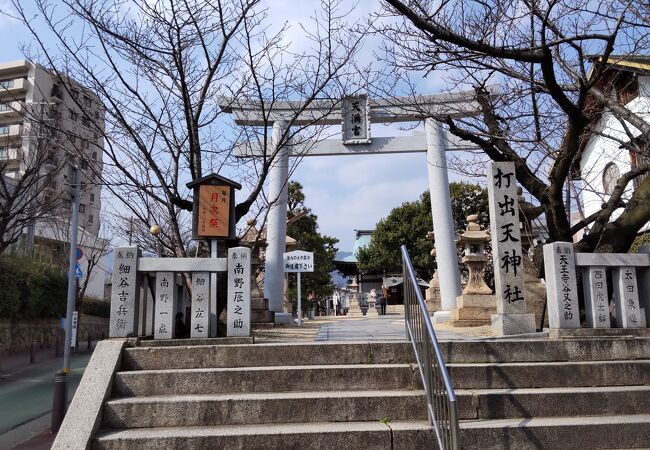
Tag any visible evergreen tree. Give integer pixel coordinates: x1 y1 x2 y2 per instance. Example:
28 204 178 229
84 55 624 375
286 182 338 311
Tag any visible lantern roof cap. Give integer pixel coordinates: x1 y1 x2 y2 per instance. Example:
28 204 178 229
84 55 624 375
458 214 490 243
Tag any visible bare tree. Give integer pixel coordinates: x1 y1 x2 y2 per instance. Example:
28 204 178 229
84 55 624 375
5 0 366 258
375 0 650 254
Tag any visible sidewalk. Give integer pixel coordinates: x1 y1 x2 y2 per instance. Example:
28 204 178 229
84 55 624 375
0 343 97 450
1 339 96 378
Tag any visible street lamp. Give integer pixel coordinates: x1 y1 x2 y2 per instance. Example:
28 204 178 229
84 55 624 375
149 224 162 257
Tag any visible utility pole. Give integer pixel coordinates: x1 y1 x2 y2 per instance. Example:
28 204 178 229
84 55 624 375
52 164 81 432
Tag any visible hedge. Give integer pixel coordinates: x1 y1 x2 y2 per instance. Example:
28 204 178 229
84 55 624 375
0 257 67 321
80 297 111 318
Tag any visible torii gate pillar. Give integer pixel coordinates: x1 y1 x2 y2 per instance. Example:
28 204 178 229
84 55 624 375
425 119 462 317
264 120 290 314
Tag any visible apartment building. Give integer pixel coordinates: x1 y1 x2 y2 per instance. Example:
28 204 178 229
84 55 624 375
0 59 107 298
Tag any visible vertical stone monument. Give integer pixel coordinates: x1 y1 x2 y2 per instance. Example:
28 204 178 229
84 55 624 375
543 242 580 329
450 215 495 327
582 266 610 328
154 272 176 339
487 162 536 335
191 272 210 338
612 266 642 328
227 246 252 337
109 247 140 338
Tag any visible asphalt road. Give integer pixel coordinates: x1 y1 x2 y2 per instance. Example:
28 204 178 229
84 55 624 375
0 352 91 436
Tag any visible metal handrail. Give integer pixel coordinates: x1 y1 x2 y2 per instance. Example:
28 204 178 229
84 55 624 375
401 245 459 450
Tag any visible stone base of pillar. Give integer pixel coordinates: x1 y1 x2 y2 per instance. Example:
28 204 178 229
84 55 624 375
274 313 291 324
491 313 536 336
432 310 451 324
251 297 275 329
450 294 496 327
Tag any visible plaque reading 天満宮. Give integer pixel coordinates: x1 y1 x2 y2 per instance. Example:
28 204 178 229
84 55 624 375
341 95 370 144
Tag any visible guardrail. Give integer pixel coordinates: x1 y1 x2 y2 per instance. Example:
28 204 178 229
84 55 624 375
401 245 459 450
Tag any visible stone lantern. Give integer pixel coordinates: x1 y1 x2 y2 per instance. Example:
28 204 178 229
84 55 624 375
450 214 496 327
457 214 491 295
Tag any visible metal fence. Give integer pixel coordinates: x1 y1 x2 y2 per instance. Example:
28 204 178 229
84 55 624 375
401 245 459 450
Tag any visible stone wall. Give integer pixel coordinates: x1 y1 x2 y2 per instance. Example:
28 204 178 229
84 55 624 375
0 314 109 353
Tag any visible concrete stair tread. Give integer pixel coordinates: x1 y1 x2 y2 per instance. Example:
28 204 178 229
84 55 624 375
95 420 433 439
108 389 426 404
116 362 414 376
448 358 650 367
460 413 650 429
456 385 650 395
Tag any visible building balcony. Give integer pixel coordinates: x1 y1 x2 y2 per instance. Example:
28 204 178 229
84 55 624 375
0 124 22 141
0 147 22 164
0 101 24 118
0 78 27 97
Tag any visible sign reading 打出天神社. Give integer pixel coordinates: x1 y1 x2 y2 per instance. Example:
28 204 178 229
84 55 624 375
197 185 230 238
283 250 314 273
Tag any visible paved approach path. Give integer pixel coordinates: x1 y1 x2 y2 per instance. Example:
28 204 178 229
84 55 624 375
254 314 495 343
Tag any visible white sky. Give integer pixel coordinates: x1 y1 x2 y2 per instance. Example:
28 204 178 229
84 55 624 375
0 0 477 252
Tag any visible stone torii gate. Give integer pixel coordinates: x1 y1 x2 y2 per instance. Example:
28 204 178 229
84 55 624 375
221 90 487 322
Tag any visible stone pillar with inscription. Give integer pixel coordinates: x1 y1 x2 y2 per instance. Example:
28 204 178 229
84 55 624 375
582 266 610 328
543 242 581 329
110 247 141 338
612 266 642 328
227 247 251 337
191 272 210 338
154 272 176 339
487 162 536 335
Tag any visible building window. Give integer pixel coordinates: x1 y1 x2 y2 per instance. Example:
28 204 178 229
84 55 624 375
68 133 77 144
94 110 100 119
0 125 8 135
81 182 87 191
83 96 91 108
79 204 86 214
0 147 6 159
90 192 95 203
91 151 97 160
81 160 88 170
602 162 621 195
0 79 15 89
0 102 11 112
69 110 78 121
81 116 90 127
81 139 89 149
88 214 94 224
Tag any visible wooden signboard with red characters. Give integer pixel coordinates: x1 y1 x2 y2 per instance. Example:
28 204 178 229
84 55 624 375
197 185 230 238
187 173 241 241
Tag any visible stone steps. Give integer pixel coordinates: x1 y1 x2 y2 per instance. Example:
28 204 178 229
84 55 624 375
113 364 420 397
458 414 650 450
103 390 427 428
456 385 650 419
89 339 650 449
448 359 650 389
94 420 436 450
